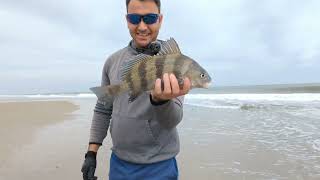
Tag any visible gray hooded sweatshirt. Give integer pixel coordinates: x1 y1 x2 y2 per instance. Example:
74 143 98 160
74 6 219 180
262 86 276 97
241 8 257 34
89 40 184 164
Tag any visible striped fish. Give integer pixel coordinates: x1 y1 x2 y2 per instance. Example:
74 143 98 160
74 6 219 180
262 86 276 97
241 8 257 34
90 38 212 102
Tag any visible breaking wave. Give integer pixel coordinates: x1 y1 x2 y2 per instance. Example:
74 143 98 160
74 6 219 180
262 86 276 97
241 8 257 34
184 93 320 110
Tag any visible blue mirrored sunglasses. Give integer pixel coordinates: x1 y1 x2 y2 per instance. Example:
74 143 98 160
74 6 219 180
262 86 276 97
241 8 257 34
127 13 159 25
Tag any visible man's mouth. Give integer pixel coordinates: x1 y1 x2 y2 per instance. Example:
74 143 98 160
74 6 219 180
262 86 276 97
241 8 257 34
137 32 150 37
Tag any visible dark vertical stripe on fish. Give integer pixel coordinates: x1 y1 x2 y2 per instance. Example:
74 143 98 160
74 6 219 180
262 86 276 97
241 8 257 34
155 56 164 79
173 55 186 87
138 61 148 91
126 70 134 92
145 57 157 90
173 55 184 79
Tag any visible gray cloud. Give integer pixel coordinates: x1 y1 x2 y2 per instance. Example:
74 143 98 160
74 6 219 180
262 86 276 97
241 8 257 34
160 0 320 85
0 0 319 94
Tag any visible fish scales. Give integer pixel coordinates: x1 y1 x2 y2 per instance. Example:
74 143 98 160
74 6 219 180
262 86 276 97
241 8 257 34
162 54 178 76
126 54 188 93
145 59 157 90
125 70 134 95
155 56 165 79
138 59 148 91
173 55 189 85
129 59 142 94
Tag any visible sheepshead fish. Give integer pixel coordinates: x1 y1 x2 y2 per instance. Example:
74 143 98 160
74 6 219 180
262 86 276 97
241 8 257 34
90 38 212 102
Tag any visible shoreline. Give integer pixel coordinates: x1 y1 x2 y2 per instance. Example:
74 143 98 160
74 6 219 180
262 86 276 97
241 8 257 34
0 99 319 180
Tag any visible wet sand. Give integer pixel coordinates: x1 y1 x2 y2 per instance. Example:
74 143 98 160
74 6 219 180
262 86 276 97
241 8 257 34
0 99 319 180
0 100 81 179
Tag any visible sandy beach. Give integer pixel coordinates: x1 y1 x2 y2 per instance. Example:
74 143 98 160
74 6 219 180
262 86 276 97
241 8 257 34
0 98 319 180
0 99 116 180
0 100 82 179
0 101 78 156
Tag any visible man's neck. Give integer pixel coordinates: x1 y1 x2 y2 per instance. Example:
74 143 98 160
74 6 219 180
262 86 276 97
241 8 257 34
131 40 148 49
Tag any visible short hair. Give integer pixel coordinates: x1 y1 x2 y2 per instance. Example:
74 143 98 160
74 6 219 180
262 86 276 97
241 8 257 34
126 0 161 13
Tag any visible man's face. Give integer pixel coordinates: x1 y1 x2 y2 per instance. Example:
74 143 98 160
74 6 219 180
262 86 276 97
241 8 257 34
126 0 163 48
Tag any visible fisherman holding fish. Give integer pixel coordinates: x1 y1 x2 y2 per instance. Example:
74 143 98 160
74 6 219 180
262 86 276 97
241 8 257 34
81 0 211 179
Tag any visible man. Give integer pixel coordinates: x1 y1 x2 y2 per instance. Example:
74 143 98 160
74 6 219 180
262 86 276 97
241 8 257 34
81 0 191 179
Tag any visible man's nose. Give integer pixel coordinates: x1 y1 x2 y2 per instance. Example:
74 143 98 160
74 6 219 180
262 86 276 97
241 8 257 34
137 20 148 31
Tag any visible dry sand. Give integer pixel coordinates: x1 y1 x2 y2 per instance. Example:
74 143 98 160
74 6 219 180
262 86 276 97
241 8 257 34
0 101 79 157
0 99 114 180
0 100 81 180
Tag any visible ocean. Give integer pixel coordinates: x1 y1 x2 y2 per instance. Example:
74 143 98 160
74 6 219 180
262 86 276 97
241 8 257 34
1 83 319 179
180 83 320 179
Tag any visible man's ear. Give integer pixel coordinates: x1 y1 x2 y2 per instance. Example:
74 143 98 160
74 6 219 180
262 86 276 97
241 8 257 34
158 14 163 25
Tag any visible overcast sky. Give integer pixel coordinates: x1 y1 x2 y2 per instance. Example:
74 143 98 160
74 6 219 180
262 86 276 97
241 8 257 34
0 0 319 94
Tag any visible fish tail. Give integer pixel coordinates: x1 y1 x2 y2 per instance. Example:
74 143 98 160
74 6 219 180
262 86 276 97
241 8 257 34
90 83 128 101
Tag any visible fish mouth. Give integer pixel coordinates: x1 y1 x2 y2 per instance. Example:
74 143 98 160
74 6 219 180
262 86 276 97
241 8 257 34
203 82 211 89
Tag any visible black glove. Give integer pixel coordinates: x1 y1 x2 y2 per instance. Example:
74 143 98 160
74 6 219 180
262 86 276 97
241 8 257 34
81 151 98 180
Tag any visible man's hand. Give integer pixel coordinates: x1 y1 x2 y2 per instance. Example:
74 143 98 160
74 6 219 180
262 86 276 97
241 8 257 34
151 73 191 102
81 151 98 180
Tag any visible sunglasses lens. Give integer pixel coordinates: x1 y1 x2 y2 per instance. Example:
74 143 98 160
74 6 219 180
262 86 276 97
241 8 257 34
127 14 159 25
143 14 158 24
127 14 141 25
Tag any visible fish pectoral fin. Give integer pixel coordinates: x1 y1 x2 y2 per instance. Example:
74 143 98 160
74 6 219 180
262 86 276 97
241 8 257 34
177 77 184 85
177 77 184 89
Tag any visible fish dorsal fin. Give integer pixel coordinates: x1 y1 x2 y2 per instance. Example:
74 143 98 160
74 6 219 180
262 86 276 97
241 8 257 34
120 53 152 80
157 37 181 56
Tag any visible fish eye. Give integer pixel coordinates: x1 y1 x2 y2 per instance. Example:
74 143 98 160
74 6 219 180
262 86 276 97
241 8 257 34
200 73 205 78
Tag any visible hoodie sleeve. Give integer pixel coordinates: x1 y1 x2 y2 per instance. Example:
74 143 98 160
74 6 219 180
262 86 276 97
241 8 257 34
88 59 113 145
150 95 184 129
